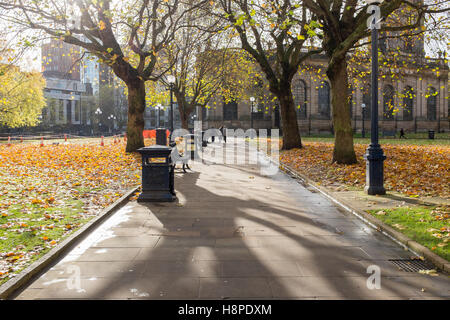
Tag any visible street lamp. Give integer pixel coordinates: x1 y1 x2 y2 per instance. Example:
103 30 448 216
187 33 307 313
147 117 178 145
155 104 163 128
95 107 102 134
108 114 116 133
364 0 386 195
250 96 255 129
167 75 176 141
361 103 366 138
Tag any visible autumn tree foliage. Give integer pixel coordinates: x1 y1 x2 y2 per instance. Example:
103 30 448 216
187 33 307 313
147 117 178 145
347 0 449 122
165 30 260 129
213 0 323 150
302 0 449 164
0 0 209 152
0 64 46 128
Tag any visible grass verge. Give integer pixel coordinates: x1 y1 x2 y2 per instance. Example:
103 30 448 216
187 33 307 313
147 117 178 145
367 206 449 261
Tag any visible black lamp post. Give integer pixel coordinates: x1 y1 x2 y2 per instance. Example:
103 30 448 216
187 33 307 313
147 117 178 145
107 114 116 133
361 103 366 138
167 75 176 141
364 0 386 195
250 96 255 129
156 104 163 128
94 107 102 134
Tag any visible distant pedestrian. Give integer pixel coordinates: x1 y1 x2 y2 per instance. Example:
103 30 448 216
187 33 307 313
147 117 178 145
399 128 406 139
219 125 227 143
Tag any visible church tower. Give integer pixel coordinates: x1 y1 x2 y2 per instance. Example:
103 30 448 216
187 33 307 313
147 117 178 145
382 0 425 57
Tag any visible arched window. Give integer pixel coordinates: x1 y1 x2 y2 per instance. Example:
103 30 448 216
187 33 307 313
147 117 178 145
427 87 437 121
223 100 238 120
402 86 414 121
251 99 264 120
318 81 330 119
294 79 307 119
202 106 207 121
362 84 372 120
383 85 395 120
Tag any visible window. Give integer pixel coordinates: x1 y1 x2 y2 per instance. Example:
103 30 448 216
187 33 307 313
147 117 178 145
402 86 414 121
59 99 65 121
41 107 48 122
202 107 207 121
85 105 90 124
223 100 238 120
149 116 156 128
66 100 72 123
49 99 56 122
294 79 307 119
362 84 372 120
318 81 330 119
253 105 264 120
383 85 395 120
251 101 264 120
427 87 437 121
74 100 80 122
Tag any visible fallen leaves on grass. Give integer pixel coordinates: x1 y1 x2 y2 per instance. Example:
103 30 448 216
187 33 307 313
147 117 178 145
280 142 450 198
0 139 147 282
393 223 406 230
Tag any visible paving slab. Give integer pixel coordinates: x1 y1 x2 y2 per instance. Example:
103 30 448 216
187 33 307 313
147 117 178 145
13 142 450 300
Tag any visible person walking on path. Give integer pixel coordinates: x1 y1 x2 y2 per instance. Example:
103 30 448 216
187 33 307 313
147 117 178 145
399 128 407 139
219 125 227 143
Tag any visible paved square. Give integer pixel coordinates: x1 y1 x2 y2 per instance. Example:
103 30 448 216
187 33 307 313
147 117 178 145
14 143 450 299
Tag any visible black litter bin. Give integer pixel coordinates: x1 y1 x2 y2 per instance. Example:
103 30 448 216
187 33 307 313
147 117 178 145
137 145 176 202
428 130 435 140
156 128 168 146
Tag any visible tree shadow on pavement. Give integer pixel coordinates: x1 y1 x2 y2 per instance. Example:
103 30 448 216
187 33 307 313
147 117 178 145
83 161 445 300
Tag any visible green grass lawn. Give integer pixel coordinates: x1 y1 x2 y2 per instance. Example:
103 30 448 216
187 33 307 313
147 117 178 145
0 195 131 286
0 195 92 285
367 206 450 262
301 132 450 146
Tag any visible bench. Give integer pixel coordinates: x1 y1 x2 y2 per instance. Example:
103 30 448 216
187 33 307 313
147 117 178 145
382 130 396 138
169 142 190 173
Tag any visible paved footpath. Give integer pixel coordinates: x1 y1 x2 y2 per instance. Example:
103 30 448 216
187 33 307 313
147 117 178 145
15 141 450 299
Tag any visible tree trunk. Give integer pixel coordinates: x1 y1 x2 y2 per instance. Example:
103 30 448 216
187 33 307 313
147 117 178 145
125 79 146 153
174 93 190 130
178 101 189 130
327 59 357 164
180 111 189 130
274 82 302 150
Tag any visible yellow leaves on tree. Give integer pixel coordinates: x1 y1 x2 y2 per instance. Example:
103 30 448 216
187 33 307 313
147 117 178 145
0 64 46 128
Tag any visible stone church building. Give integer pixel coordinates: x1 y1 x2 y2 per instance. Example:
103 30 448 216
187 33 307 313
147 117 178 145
200 39 449 135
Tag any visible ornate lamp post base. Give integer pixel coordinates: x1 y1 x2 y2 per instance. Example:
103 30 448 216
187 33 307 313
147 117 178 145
364 144 386 195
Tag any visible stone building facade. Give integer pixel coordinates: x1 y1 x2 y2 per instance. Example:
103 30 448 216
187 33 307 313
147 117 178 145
41 78 89 127
200 52 448 134
40 39 127 133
